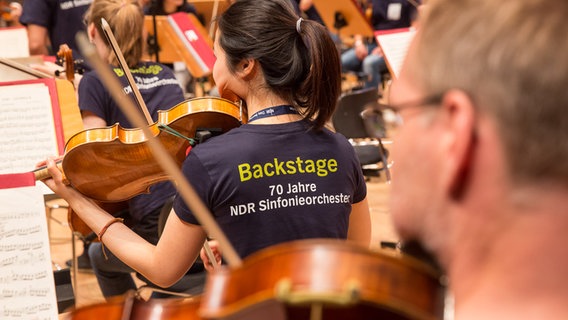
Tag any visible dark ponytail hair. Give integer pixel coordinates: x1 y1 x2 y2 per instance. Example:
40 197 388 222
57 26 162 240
217 0 341 130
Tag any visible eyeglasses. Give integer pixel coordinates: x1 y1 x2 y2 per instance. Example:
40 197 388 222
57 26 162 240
378 93 444 126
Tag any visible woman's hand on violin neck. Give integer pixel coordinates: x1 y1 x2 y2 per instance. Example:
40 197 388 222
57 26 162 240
43 157 80 203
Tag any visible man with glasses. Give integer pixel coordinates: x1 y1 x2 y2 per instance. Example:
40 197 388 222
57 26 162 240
387 0 568 319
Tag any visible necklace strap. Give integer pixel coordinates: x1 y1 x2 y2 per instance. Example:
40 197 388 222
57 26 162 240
248 105 299 122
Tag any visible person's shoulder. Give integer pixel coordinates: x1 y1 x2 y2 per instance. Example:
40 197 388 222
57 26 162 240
20 0 53 23
78 70 102 87
180 3 197 14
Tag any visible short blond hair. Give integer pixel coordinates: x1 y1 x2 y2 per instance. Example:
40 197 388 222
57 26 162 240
84 0 144 67
412 0 568 185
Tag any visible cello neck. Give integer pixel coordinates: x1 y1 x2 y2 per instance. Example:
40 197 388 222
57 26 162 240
100 18 154 125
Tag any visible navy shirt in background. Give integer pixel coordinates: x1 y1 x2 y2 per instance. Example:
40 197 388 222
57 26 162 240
20 0 92 65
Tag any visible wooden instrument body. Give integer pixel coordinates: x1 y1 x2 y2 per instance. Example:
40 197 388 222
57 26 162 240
68 294 202 320
61 97 241 202
200 239 446 320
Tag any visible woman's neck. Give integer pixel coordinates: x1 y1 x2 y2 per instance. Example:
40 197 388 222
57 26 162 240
245 96 301 124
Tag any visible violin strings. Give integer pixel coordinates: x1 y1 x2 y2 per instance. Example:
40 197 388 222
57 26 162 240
158 123 196 146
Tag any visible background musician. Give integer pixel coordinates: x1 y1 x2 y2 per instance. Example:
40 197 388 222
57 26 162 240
44 0 370 290
341 0 419 90
20 0 91 65
75 0 205 299
290 0 325 26
143 0 204 98
143 0 198 17
388 0 568 318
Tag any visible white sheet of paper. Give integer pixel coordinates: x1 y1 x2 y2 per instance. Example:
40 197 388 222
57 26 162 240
0 27 30 58
376 28 416 79
0 184 58 319
0 83 59 174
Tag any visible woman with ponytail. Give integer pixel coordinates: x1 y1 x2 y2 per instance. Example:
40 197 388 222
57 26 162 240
44 0 370 289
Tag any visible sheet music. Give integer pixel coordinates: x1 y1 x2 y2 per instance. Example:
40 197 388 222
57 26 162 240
376 28 416 79
0 83 59 175
0 27 30 58
0 180 58 319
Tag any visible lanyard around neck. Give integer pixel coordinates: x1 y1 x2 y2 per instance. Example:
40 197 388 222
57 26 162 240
247 105 299 122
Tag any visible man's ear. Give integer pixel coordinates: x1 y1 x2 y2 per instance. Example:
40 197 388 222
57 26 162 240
87 23 96 43
236 58 256 80
438 90 477 199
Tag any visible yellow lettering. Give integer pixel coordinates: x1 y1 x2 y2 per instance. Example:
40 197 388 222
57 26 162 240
304 159 315 173
286 160 297 174
316 159 327 177
238 164 252 182
237 157 339 182
264 162 274 177
295 157 305 173
252 164 263 179
328 159 338 173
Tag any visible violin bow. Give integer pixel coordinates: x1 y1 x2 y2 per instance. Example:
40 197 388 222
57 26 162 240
100 18 153 125
88 18 241 268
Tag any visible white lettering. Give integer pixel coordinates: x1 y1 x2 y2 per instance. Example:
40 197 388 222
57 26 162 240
230 203 256 216
185 30 198 42
60 1 74 9
286 182 316 194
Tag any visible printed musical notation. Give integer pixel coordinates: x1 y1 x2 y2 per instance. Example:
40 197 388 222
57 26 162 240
0 180 58 319
0 82 59 175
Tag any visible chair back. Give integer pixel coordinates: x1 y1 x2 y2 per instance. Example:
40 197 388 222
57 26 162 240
332 87 379 139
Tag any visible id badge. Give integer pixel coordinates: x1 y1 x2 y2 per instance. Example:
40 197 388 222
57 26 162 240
387 3 402 20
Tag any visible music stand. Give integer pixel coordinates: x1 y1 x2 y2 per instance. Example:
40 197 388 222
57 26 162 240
311 0 374 40
0 57 84 143
143 14 214 78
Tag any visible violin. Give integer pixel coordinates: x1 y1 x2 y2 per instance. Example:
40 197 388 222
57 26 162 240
34 96 242 202
199 239 446 320
60 97 239 236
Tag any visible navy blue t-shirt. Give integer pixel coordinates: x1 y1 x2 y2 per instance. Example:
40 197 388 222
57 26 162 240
173 120 367 259
371 0 417 31
290 0 325 26
20 0 92 62
78 61 185 221
144 2 197 16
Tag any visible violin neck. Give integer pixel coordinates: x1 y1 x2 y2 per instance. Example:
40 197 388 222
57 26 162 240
33 160 64 182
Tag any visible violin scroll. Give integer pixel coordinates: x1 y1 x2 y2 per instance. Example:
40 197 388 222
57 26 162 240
56 44 85 84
